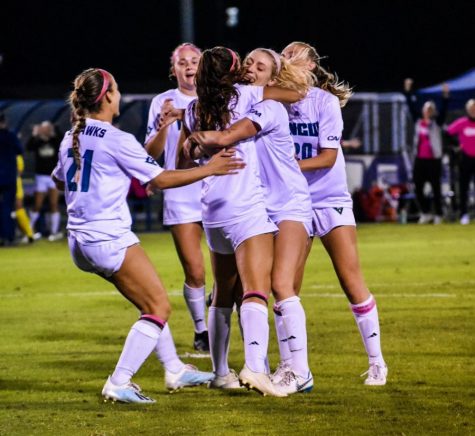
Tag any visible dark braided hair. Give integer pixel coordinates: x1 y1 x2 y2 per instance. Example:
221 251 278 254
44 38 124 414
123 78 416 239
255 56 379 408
68 68 112 176
194 47 244 131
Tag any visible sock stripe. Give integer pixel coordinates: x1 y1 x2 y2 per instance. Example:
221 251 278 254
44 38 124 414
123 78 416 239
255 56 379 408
140 314 166 330
351 297 376 315
242 291 268 304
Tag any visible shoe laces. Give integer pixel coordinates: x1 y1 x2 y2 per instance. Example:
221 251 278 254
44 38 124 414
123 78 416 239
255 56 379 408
360 363 383 379
279 370 297 386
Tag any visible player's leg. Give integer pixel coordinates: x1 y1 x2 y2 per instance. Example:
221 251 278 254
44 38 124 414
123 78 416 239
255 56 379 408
207 250 241 389
30 175 46 232
271 221 312 392
170 222 208 350
47 186 62 240
15 178 34 242
321 224 387 385
235 231 286 396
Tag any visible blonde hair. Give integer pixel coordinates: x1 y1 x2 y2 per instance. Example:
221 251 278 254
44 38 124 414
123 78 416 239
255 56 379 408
283 41 353 107
245 48 314 95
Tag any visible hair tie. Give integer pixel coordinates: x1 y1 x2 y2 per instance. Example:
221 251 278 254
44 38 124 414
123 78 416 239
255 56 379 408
257 48 282 75
93 69 111 104
227 48 238 72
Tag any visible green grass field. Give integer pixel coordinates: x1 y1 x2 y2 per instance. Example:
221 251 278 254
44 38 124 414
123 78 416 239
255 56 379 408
1 223 474 435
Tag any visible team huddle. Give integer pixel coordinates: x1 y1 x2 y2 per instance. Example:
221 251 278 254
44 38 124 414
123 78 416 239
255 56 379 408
51 41 387 402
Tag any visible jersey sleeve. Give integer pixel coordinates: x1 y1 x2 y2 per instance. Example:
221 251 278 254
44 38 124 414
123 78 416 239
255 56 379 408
245 100 279 133
144 95 164 144
319 95 344 149
116 133 164 184
446 118 464 136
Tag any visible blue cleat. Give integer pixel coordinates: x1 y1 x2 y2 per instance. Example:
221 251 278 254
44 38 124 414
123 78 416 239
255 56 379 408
165 364 215 392
101 376 156 403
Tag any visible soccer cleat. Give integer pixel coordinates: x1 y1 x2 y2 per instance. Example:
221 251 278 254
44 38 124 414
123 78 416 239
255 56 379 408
418 213 433 224
274 370 314 394
361 363 388 386
239 365 287 397
433 215 442 225
270 361 291 384
165 364 214 392
47 232 64 242
208 369 242 389
460 214 470 225
193 330 210 352
101 376 155 404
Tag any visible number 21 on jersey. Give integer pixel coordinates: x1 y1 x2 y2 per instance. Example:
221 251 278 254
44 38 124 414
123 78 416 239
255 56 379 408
67 148 94 192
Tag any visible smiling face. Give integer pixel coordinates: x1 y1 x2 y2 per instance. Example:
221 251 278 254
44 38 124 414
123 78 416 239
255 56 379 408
243 50 276 86
172 47 201 92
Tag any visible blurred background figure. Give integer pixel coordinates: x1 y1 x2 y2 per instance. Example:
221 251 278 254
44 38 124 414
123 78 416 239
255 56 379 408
15 154 37 243
446 99 475 225
403 78 449 225
27 121 63 241
0 111 23 246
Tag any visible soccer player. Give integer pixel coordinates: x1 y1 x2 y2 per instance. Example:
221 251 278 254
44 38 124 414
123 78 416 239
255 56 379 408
145 43 210 352
281 41 388 385
167 47 304 396
51 68 245 403
185 48 314 394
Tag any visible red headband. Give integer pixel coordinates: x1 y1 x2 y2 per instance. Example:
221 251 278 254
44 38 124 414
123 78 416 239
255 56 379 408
94 69 111 104
227 48 238 72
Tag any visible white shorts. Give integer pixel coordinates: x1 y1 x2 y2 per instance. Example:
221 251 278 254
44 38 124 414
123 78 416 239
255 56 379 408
35 175 57 193
312 207 356 238
204 213 278 255
68 231 139 278
163 186 202 226
269 213 313 238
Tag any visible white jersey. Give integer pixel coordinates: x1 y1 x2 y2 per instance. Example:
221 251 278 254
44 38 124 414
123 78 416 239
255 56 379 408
185 84 266 227
52 118 163 244
145 89 201 225
288 87 352 208
245 99 312 221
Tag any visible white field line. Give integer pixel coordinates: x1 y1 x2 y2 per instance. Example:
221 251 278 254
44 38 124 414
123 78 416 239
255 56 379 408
2 290 459 299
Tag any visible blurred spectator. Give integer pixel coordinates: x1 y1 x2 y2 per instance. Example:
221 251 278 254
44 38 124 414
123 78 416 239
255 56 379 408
446 99 475 225
15 155 38 243
26 121 63 240
0 111 23 246
404 78 449 224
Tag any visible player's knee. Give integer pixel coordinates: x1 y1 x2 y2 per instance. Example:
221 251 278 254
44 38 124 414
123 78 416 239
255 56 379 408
184 264 205 287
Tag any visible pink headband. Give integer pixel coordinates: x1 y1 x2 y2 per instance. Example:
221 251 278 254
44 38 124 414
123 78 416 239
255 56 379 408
171 43 202 64
227 48 238 72
258 48 282 74
94 69 111 104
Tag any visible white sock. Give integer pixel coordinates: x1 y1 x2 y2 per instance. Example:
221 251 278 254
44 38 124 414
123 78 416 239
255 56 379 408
110 320 162 386
273 303 292 366
183 283 207 333
240 302 269 374
50 211 61 234
208 306 232 377
30 211 39 229
278 296 309 377
154 324 184 374
350 295 385 366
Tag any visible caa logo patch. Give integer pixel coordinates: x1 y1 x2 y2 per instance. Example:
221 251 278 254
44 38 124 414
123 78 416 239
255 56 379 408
145 156 158 166
327 135 340 141
249 108 262 117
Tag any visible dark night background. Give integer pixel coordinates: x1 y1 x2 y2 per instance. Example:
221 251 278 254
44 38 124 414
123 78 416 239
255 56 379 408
0 0 473 98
